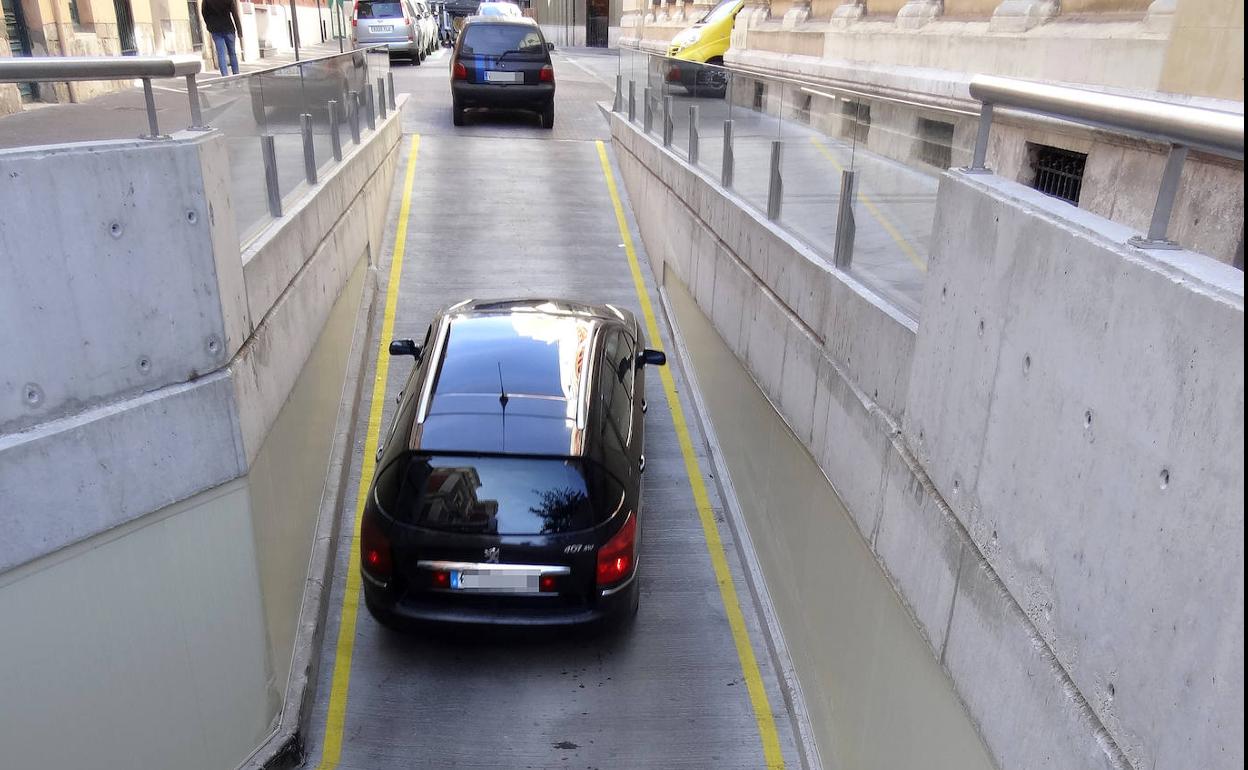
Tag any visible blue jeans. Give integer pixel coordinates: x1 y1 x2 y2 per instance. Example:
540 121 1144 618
212 32 239 76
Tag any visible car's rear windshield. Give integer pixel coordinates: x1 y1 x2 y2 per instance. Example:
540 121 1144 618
460 24 545 57
357 1 403 18
374 454 623 534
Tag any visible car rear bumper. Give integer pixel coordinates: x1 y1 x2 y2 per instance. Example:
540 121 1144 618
452 81 554 109
364 574 636 628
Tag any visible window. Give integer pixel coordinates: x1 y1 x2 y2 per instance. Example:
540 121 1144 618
918 118 954 170
356 0 404 17
374 454 601 534
460 23 544 55
600 331 633 443
1027 143 1087 205
840 99 870 145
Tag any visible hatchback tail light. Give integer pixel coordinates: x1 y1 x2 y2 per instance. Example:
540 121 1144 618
453 61 468 80
539 64 554 83
351 0 358 26
596 512 637 587
360 511 392 581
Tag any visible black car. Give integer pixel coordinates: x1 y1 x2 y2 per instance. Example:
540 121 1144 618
361 299 666 628
450 17 556 128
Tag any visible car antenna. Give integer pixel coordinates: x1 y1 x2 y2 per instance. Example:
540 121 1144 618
497 362 509 409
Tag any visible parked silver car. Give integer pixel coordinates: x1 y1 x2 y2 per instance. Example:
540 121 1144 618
351 0 435 63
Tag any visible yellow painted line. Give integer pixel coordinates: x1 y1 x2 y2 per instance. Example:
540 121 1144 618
810 136 927 273
315 133 421 770
595 140 786 770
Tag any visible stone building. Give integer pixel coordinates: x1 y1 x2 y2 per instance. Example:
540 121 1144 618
621 0 1244 264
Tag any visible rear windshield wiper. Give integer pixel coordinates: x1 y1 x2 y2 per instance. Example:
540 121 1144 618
496 48 541 63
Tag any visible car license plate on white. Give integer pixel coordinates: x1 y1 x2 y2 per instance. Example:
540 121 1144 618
370 24 393 32
485 70 522 84
453 568 538 592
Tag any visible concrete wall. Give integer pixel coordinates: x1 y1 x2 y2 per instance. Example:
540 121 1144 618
0 96 402 575
609 107 1244 770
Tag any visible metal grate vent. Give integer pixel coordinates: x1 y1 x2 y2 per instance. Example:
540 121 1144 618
1028 143 1087 205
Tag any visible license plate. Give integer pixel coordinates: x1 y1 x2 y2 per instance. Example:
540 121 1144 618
452 568 539 592
485 70 522 84
370 24 393 32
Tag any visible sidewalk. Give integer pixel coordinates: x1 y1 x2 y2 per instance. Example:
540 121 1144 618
0 40 346 150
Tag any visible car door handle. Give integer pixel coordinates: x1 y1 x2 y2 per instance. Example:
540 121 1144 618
639 455 646 474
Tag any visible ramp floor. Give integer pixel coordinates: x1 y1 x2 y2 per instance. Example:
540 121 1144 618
303 49 805 770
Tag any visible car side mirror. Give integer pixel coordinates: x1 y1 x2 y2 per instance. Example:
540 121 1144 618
546 41 555 51
637 349 666 367
389 339 422 359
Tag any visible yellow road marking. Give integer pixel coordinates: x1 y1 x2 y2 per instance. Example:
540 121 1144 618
595 140 786 770
810 136 927 273
316 133 421 770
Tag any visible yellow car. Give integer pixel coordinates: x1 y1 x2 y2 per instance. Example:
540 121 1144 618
664 0 743 93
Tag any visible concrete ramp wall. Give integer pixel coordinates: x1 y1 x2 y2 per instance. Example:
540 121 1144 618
609 108 1244 770
0 102 402 574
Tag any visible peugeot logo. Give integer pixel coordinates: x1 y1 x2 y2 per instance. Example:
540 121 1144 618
484 546 501 564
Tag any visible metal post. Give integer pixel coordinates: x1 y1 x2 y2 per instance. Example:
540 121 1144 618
387 71 397 110
1129 143 1188 250
662 95 673 147
767 140 782 220
968 102 993 172
365 84 376 130
290 0 301 60
613 74 622 113
348 91 361 143
300 113 318 184
377 77 388 119
628 80 636 122
688 105 699 165
140 78 165 139
721 119 734 188
643 87 652 133
185 74 208 130
261 135 282 218
328 100 342 161
833 170 857 270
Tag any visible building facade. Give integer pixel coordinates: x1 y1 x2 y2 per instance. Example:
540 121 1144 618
621 0 1244 264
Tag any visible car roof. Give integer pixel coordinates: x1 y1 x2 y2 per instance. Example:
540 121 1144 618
408 300 637 457
463 13 537 25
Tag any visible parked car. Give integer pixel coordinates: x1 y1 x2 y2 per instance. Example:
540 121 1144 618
360 298 667 629
476 0 522 16
413 0 440 56
450 16 555 128
350 0 429 63
663 0 742 95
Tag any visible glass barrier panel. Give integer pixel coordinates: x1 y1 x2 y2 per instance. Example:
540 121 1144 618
777 80 842 265
725 71 779 215
196 74 270 241
257 66 313 206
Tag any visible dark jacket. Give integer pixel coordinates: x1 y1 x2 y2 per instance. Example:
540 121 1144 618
202 0 242 36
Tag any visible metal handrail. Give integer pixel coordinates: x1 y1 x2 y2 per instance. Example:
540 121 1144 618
0 54 201 82
1 54 205 139
967 74 1245 250
969 75 1244 160
198 44 388 85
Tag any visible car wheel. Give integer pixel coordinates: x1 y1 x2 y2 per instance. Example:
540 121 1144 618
452 100 466 126
539 102 554 130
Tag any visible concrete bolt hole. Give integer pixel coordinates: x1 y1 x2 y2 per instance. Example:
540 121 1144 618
138 356 152 373
24 383 43 407
1159 469 1170 489
977 319 985 337
186 210 199 225
1107 682 1115 699
207 336 222 355
941 285 947 300
952 479 960 494
1023 354 1032 374
109 222 123 239
1084 410 1093 428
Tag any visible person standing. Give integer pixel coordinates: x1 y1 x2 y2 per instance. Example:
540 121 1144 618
202 0 243 76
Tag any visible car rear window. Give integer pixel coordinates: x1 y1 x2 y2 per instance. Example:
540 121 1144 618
357 1 403 18
374 454 623 534
433 314 590 400
460 24 545 56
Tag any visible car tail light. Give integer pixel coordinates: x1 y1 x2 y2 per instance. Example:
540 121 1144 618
596 512 637 587
360 511 392 580
351 0 358 26
666 66 681 82
453 61 468 80
431 570 451 589
539 65 554 83
540 574 558 593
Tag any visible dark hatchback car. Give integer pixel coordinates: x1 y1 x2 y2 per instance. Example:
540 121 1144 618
361 299 666 628
450 17 556 128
